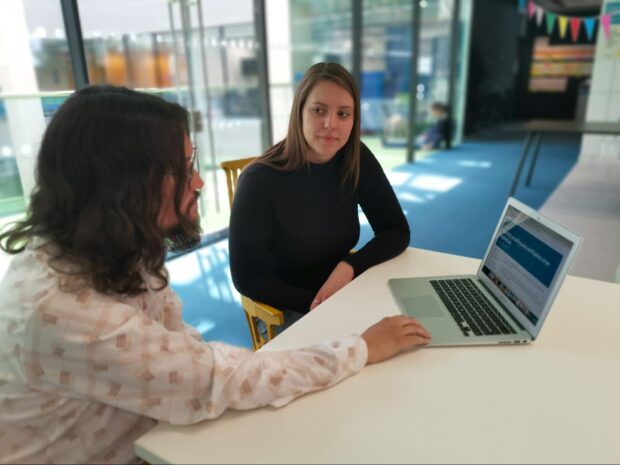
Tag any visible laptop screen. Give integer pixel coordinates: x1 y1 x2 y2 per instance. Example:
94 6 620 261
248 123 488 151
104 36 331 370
480 205 575 327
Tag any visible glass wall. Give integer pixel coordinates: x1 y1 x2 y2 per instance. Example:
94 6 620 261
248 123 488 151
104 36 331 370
414 0 453 146
290 0 353 80
2 0 472 234
361 0 413 170
78 0 265 235
284 0 469 169
286 0 417 170
1 0 268 236
453 0 473 146
266 0 354 148
0 0 72 225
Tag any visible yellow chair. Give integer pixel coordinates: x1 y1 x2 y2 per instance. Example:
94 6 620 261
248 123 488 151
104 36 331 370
221 157 285 350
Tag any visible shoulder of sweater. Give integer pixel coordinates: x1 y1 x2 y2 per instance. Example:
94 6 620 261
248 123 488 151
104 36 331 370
241 161 273 178
238 162 278 189
358 141 381 174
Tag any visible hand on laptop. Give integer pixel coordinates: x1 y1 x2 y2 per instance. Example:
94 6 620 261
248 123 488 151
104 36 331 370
362 316 431 364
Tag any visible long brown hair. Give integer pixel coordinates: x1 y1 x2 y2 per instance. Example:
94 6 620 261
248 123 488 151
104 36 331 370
0 85 198 296
255 62 361 187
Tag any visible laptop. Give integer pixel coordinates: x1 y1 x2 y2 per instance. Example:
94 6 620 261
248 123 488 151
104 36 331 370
388 197 582 346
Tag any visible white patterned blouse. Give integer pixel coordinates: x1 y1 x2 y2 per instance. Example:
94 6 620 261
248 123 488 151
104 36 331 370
0 241 367 464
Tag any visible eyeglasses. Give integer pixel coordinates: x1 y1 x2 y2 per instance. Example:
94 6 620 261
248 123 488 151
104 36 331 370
173 145 198 184
169 145 199 182
186 145 199 181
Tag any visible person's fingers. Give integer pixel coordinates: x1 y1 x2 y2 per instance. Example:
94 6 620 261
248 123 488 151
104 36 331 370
391 314 423 325
393 334 427 352
403 329 431 340
396 315 429 330
409 335 431 346
392 324 429 344
399 320 431 338
401 326 431 338
399 318 427 329
311 295 323 309
402 327 431 340
402 333 431 347
398 324 431 344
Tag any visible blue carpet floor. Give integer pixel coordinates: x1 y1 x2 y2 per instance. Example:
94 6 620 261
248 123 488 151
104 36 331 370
358 133 581 258
169 134 581 348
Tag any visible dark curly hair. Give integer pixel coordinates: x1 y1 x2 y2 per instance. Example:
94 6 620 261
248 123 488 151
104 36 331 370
0 85 200 295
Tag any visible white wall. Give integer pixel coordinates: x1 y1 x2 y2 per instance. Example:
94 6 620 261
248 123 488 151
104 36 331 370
581 0 620 161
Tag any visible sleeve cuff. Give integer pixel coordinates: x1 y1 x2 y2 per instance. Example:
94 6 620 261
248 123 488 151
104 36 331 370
342 254 363 278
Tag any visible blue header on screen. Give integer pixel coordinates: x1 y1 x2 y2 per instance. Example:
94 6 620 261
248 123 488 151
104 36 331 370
496 224 563 287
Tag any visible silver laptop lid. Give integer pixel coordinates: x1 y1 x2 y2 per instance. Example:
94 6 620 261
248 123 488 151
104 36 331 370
476 197 582 339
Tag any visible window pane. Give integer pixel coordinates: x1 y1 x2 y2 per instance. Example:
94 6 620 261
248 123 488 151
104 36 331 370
79 0 179 89
0 0 73 225
415 0 453 141
453 0 473 145
361 0 413 170
266 0 355 160
290 0 353 80
79 0 265 235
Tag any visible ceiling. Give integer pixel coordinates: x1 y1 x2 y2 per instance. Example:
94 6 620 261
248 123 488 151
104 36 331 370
535 0 603 14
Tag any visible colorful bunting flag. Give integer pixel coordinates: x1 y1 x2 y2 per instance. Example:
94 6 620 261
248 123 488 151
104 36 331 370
528 0 536 19
583 17 596 41
570 18 581 42
520 2 614 43
601 14 611 41
558 15 568 38
546 12 557 35
535 6 545 27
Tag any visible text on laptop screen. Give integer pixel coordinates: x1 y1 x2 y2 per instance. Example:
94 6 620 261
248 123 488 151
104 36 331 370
481 206 573 325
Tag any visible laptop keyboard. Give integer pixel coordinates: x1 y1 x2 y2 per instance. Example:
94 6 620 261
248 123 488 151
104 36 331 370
430 278 517 337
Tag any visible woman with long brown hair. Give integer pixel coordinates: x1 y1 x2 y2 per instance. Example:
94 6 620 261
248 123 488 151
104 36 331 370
229 62 410 327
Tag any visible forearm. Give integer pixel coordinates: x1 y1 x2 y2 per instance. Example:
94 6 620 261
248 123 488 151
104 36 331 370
343 227 409 277
209 334 368 413
27 310 365 426
353 143 410 277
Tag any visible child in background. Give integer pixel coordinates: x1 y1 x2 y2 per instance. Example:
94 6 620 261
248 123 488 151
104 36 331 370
416 101 451 150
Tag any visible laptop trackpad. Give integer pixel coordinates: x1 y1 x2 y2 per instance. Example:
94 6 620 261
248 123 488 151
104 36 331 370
401 295 445 318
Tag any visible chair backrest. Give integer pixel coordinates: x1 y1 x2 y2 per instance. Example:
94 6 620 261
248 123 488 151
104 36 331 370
219 156 285 351
220 157 257 208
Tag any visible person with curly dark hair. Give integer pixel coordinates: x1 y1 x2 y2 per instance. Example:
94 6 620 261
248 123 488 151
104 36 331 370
1 86 201 296
0 85 430 464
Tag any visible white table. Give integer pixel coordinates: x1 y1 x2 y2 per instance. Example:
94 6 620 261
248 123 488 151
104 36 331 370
135 248 620 464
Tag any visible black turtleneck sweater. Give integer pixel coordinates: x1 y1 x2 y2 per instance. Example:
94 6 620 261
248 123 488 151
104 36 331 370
229 142 410 313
